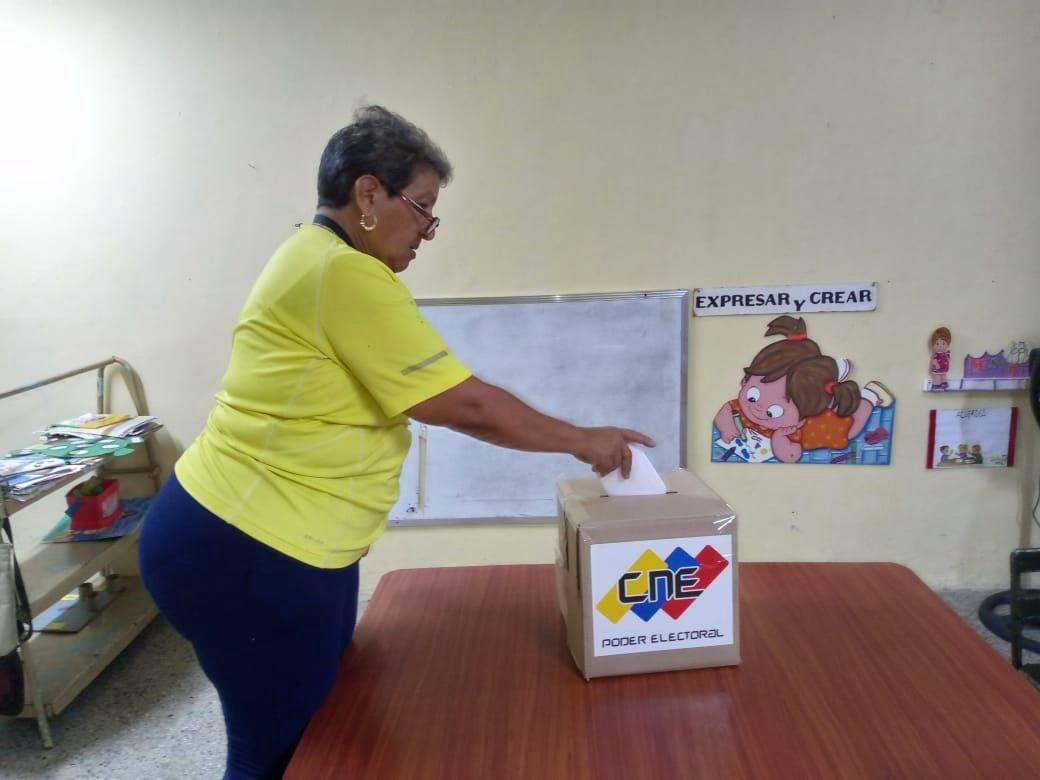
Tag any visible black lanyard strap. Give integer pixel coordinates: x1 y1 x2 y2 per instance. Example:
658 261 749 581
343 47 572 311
312 214 356 249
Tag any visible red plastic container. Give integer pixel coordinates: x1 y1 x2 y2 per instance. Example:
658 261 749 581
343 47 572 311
66 478 123 531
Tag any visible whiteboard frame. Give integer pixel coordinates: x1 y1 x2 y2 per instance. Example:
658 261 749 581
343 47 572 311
389 289 690 526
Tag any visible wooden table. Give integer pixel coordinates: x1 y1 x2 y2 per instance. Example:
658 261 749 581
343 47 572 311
287 563 1040 778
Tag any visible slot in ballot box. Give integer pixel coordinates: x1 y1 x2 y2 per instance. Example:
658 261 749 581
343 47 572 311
556 469 740 679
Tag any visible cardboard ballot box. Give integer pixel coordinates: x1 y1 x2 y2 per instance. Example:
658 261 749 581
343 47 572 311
556 469 739 679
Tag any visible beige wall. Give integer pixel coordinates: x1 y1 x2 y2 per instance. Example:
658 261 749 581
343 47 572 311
3 1 1038 598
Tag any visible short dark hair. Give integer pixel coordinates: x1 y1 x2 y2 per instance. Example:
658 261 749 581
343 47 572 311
317 105 453 208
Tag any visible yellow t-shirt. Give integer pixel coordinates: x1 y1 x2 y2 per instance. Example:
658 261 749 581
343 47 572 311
175 224 471 568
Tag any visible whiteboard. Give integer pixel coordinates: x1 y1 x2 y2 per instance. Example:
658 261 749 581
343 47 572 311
389 290 690 525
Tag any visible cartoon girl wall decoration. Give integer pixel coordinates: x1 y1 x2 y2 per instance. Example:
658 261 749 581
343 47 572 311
929 327 952 390
712 316 895 464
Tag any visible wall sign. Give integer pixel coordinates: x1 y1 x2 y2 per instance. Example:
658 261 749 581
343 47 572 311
693 282 877 316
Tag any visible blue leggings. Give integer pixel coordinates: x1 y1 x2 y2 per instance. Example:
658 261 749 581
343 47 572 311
139 473 358 779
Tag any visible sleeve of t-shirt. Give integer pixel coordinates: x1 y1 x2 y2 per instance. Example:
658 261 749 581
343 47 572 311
319 253 472 418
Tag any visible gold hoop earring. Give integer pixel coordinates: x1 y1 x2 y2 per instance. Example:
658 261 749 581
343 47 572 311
360 213 378 232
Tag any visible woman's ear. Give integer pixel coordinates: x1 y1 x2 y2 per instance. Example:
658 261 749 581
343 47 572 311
353 174 382 209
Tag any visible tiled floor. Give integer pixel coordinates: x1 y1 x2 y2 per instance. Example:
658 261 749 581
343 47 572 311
0 590 1035 779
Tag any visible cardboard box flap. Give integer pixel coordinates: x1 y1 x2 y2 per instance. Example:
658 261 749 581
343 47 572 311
558 469 734 530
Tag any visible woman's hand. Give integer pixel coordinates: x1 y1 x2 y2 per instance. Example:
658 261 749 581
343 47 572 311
572 427 656 477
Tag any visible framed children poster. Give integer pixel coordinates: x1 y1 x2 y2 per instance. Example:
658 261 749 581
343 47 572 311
926 408 1018 469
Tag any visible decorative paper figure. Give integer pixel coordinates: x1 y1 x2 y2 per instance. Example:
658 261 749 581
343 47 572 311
926 408 1017 468
923 334 1032 391
929 327 952 390
711 316 896 465
1006 340 1030 367
963 346 1031 380
7 436 144 460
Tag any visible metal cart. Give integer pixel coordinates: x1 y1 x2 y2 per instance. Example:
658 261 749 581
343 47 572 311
0 357 161 747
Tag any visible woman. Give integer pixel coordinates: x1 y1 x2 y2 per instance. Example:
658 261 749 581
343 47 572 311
139 105 652 779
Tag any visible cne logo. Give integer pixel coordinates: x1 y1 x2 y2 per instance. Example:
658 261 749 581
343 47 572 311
596 544 728 624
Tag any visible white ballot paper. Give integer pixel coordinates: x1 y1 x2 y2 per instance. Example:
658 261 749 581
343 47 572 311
599 446 667 496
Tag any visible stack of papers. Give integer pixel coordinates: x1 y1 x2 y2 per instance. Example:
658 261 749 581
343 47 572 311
55 413 130 429
0 457 68 477
0 457 92 502
1 412 161 503
46 414 161 440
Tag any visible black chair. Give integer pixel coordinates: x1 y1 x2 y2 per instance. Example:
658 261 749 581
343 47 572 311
1009 548 1040 687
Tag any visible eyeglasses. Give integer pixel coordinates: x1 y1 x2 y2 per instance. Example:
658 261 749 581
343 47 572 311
399 193 440 239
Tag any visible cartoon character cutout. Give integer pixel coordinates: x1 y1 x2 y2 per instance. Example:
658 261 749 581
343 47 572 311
713 316 892 464
929 326 951 390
